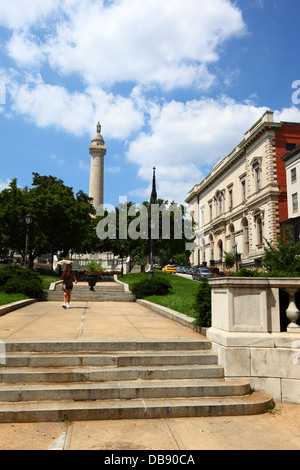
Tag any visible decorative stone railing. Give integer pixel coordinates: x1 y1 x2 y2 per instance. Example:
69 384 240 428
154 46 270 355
208 277 300 334
207 277 300 404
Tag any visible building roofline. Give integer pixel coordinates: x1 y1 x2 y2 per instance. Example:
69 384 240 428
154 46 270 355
186 110 284 203
281 144 300 162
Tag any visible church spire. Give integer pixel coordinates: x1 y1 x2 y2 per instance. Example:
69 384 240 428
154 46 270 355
150 166 157 204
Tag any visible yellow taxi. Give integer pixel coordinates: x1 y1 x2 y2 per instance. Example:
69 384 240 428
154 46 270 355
162 265 177 273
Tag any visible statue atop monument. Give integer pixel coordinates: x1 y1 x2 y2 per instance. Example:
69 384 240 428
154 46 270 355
97 122 101 134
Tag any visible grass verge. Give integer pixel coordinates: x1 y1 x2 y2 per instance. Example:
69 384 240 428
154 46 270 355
0 292 29 306
118 271 198 318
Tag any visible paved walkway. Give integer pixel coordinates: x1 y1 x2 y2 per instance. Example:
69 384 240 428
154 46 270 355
0 297 300 450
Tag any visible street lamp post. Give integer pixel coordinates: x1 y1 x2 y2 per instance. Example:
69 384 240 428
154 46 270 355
149 219 155 279
24 214 33 269
149 167 157 280
121 243 124 278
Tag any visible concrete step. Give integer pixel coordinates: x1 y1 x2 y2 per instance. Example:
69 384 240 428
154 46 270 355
0 379 251 402
41 281 136 302
73 287 125 293
0 350 218 368
42 292 135 302
0 364 225 384
3 339 211 353
0 339 274 422
0 393 273 423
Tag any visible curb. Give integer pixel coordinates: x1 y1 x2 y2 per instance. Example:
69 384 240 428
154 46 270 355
136 299 207 337
0 299 38 317
114 276 207 336
114 275 130 291
49 280 63 291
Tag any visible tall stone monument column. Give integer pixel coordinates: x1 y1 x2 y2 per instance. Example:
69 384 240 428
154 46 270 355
89 122 107 210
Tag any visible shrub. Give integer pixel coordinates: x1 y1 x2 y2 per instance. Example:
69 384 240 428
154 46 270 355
22 279 44 298
224 251 235 269
132 277 172 299
228 267 300 278
0 265 43 298
192 279 212 327
228 267 262 277
262 226 300 275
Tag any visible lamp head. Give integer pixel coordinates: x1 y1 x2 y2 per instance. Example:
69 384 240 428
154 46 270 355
25 214 33 225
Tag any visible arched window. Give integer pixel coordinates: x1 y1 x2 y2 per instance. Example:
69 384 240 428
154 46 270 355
251 158 262 192
257 217 263 245
218 239 223 260
214 190 225 216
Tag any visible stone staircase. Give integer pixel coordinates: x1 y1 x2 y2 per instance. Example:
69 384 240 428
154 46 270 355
42 282 135 302
0 339 273 423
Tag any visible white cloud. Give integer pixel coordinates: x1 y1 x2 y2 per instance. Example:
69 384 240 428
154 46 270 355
79 160 90 171
0 0 60 30
274 106 300 123
0 178 12 191
6 31 45 67
126 96 269 203
6 74 144 138
105 166 121 174
127 100 300 204
50 154 64 164
3 0 246 91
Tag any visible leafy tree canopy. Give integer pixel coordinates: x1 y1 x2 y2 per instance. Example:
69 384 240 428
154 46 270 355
0 173 95 268
262 226 300 275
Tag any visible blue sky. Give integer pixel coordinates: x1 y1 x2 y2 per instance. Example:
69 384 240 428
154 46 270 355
0 0 300 208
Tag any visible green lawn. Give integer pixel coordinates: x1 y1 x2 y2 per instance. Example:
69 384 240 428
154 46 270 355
0 292 29 306
118 271 198 318
40 274 60 290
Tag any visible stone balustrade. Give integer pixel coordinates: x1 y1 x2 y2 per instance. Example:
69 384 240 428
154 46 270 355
207 277 300 404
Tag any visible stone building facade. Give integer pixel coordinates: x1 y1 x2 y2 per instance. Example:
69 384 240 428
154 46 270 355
186 111 300 269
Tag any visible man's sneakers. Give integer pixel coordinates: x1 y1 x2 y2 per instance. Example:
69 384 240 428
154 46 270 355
62 303 71 309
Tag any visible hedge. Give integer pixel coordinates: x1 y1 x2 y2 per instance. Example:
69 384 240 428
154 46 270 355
0 265 44 298
131 278 172 299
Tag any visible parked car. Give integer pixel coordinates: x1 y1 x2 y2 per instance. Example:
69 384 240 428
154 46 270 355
192 268 214 281
179 266 188 273
153 264 162 270
0 258 15 264
162 265 177 273
208 267 220 276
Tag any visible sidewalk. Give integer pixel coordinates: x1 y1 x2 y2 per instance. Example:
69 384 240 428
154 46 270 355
0 298 300 450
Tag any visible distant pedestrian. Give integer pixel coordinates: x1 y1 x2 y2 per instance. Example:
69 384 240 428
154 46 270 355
61 264 77 308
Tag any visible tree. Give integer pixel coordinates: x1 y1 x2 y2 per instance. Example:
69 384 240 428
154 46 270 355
0 174 96 268
93 199 194 268
0 179 31 260
224 251 235 269
262 226 300 275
